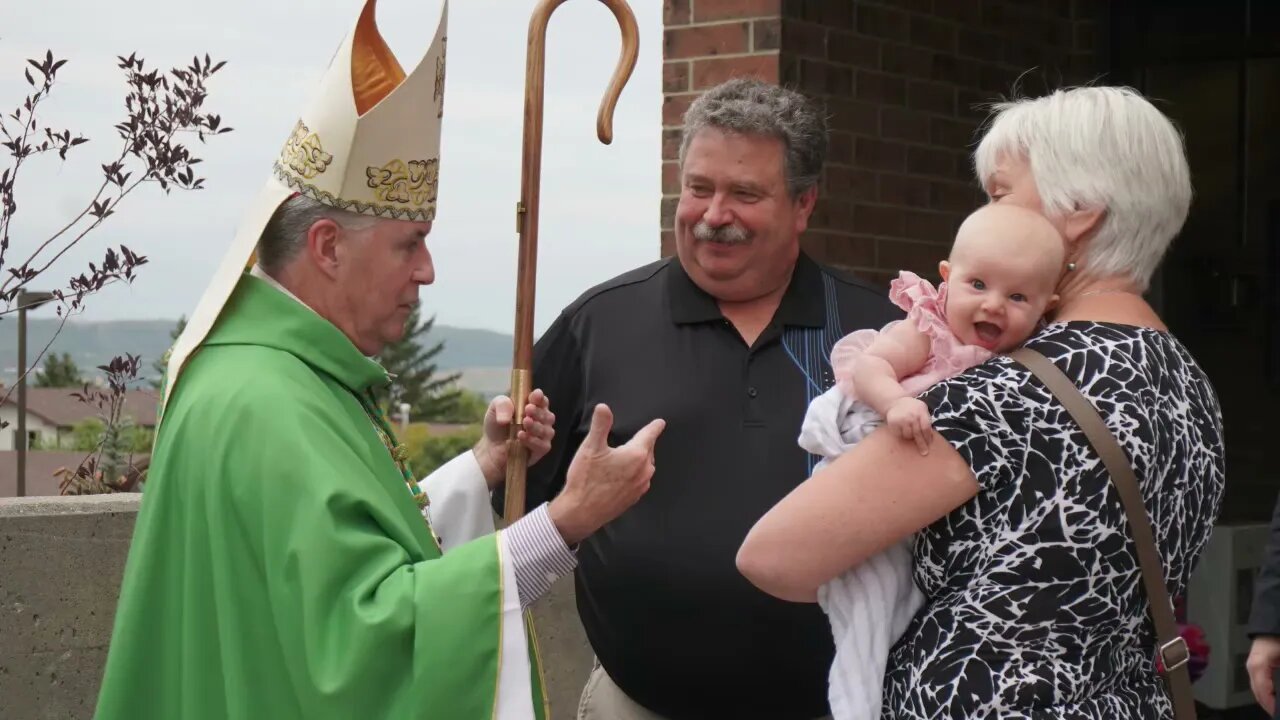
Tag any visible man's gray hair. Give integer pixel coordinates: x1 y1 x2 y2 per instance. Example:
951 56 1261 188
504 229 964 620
678 78 828 198
973 86 1192 291
257 194 379 274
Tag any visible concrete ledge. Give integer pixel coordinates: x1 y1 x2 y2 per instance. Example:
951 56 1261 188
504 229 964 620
0 493 141 517
0 493 590 719
0 494 139 720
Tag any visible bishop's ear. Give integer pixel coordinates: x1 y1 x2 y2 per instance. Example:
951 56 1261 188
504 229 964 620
307 218 345 280
938 260 951 283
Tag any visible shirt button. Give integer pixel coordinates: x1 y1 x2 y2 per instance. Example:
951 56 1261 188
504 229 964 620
747 387 759 398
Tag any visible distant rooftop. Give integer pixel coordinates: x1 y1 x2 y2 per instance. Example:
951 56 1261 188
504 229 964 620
0 387 159 428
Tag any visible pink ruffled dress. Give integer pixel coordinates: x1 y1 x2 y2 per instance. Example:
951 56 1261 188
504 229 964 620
831 270 993 402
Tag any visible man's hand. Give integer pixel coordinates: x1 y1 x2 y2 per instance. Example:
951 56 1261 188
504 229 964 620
548 404 665 545
473 389 556 490
1248 635 1280 715
885 397 933 455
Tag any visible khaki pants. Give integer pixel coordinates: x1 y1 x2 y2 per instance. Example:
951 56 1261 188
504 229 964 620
576 661 833 720
577 661 667 720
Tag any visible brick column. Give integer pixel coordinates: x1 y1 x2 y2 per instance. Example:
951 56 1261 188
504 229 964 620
661 0 783 256
660 0 1109 284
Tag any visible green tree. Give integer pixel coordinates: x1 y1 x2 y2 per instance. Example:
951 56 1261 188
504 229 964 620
150 315 187 390
61 417 153 453
375 305 462 421
431 390 489 424
408 427 482 477
34 351 83 387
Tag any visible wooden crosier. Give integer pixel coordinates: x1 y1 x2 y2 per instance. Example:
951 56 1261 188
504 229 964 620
503 0 639 524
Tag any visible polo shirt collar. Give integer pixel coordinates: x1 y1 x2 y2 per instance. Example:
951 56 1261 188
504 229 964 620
666 251 826 329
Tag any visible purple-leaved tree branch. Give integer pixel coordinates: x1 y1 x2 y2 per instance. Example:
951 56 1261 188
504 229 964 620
0 49 232 492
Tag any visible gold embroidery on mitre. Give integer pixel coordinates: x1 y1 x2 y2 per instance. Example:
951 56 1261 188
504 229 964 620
271 162 437 222
280 120 333 179
366 159 439 207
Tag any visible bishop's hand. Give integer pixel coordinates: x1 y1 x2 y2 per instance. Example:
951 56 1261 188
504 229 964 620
548 404 665 545
473 389 556 489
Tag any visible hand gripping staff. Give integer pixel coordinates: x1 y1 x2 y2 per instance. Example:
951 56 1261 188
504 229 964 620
503 0 640 523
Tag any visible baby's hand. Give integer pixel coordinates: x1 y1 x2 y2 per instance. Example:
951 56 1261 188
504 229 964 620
885 397 933 455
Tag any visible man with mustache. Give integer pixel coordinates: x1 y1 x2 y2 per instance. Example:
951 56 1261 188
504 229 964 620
494 79 900 720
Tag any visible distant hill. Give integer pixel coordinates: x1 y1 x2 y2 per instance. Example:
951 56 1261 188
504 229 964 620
424 325 515 370
0 318 515 394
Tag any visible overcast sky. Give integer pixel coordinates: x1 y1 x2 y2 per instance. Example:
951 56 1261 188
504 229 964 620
1 0 662 335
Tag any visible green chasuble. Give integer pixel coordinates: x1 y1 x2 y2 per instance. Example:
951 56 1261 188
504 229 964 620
95 275 547 720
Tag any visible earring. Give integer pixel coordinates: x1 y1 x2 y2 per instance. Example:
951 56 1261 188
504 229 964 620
1066 262 1077 272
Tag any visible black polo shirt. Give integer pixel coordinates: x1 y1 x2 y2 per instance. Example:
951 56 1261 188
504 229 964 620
495 252 900 719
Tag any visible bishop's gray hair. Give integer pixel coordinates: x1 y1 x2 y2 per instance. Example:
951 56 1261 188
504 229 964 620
256 194 379 275
678 78 828 199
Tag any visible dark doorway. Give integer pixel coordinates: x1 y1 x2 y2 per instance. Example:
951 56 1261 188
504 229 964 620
1112 0 1280 525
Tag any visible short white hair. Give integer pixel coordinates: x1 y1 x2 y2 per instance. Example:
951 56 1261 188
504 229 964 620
973 86 1192 291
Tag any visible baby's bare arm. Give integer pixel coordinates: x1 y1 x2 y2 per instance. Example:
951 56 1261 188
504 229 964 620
851 321 932 418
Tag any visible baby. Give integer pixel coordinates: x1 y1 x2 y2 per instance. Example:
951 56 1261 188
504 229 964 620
799 202 1065 720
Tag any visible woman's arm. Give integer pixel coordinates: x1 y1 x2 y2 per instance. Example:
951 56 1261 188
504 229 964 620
736 427 979 603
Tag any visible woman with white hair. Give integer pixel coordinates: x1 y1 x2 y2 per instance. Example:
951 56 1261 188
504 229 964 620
736 85 1226 718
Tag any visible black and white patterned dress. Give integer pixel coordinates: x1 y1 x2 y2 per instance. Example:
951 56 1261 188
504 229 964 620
882 321 1226 719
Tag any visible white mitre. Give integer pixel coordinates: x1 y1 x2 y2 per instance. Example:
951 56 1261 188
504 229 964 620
160 0 448 415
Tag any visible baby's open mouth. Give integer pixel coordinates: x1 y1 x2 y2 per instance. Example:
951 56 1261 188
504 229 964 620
974 322 1002 344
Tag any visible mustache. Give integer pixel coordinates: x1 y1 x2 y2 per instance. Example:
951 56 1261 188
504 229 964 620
692 220 751 245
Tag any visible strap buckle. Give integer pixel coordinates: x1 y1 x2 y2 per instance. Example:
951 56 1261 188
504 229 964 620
1159 637 1190 673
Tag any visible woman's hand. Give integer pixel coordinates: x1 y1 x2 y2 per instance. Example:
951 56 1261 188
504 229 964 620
885 397 933 455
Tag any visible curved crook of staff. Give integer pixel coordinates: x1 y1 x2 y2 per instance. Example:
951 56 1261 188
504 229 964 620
504 0 640 524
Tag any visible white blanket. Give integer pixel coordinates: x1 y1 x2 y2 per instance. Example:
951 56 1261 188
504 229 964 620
798 385 926 720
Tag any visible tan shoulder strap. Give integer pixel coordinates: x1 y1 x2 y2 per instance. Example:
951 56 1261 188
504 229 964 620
1009 347 1197 720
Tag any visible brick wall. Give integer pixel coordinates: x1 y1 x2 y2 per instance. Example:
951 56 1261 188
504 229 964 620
661 0 1109 285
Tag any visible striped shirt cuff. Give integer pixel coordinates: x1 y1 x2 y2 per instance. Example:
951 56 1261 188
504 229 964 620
504 503 578 609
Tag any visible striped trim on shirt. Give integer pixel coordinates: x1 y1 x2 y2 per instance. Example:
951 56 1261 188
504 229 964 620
781 272 844 474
